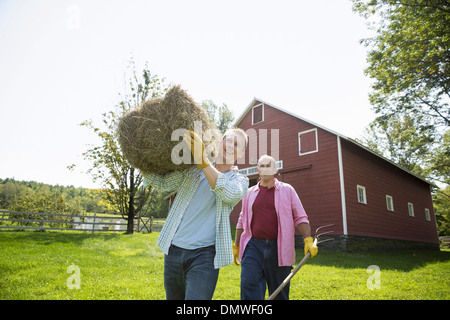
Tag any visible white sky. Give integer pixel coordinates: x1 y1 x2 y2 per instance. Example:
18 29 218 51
0 0 376 189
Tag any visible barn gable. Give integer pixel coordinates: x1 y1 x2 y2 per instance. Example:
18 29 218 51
231 99 344 233
231 98 439 250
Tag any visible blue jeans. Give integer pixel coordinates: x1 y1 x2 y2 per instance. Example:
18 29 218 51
164 245 219 300
241 238 292 300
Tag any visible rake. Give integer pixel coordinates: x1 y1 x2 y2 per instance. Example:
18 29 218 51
267 224 334 300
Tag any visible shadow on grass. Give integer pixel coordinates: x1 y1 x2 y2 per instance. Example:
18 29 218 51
295 248 450 272
4 229 449 273
231 224 450 272
0 229 130 246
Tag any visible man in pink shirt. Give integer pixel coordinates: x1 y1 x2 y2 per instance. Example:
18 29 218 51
233 155 318 300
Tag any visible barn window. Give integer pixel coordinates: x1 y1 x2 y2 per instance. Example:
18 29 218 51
357 185 367 204
252 103 264 125
386 195 394 212
408 202 415 217
425 208 431 221
275 160 283 170
247 167 258 175
238 161 283 176
298 128 318 156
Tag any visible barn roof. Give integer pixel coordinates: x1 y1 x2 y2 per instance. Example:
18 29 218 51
233 97 434 186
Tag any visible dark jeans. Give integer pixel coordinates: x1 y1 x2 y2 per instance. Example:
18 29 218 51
241 238 292 300
164 245 219 300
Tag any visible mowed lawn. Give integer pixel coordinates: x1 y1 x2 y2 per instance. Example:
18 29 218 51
0 230 449 300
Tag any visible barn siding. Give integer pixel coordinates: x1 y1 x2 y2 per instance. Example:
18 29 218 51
230 99 438 248
340 139 439 244
231 102 344 234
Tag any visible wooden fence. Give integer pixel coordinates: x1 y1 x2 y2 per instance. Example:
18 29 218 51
0 210 163 233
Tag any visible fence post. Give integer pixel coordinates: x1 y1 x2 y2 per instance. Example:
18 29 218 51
40 210 46 230
92 213 97 234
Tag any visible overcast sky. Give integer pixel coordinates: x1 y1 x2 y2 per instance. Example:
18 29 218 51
0 0 376 189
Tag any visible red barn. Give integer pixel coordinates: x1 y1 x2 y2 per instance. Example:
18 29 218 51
230 98 439 251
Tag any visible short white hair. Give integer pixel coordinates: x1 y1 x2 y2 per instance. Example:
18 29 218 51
257 155 276 168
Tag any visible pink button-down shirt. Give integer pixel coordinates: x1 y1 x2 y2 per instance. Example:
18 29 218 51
237 179 309 266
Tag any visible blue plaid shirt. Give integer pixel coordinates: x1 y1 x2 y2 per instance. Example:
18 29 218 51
144 166 249 268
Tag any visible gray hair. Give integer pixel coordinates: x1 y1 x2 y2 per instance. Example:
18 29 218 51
257 154 276 168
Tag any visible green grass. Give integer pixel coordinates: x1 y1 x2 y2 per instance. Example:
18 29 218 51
0 230 449 300
0 231 165 299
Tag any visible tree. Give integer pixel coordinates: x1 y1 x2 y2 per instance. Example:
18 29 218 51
74 61 237 232
9 186 74 227
0 181 28 209
76 61 167 233
358 113 435 175
353 0 450 224
352 0 450 131
434 186 450 236
426 129 450 187
201 100 235 133
0 178 114 214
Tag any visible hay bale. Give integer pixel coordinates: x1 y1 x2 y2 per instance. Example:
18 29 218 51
117 85 219 175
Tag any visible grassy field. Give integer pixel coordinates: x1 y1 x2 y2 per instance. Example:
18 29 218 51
0 230 449 300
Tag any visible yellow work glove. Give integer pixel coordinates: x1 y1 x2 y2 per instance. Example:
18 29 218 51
232 244 240 266
304 237 318 258
183 130 211 170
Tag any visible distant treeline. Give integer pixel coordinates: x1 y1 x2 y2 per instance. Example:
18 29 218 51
0 178 169 218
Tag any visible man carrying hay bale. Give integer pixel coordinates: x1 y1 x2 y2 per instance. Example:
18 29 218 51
143 128 249 300
117 85 219 175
